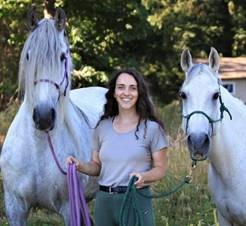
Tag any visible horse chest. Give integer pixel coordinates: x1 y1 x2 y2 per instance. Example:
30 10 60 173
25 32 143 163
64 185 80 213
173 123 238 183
209 171 246 225
216 194 246 225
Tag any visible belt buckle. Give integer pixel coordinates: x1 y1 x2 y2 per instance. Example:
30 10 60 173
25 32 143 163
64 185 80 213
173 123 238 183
109 186 113 194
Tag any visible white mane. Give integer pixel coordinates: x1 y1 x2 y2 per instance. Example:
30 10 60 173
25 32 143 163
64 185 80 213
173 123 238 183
18 19 71 104
221 86 246 120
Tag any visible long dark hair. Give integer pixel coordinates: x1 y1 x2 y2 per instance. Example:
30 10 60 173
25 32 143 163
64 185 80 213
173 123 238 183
98 68 164 138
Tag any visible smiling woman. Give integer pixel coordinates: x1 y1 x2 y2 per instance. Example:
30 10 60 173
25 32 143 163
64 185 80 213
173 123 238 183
67 68 169 226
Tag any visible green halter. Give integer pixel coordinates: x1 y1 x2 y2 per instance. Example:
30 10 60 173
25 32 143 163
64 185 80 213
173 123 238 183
183 94 232 164
182 80 232 134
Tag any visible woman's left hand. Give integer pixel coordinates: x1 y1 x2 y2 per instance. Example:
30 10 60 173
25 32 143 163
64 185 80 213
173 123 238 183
130 172 145 188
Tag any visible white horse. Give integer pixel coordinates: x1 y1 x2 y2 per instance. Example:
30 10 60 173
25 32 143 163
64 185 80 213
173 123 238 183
0 8 106 226
180 47 246 226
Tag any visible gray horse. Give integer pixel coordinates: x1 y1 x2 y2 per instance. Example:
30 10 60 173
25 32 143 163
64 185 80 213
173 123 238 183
0 8 106 226
180 47 246 226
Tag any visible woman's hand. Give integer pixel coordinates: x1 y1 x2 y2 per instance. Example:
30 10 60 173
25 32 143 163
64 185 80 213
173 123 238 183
66 156 81 171
66 152 101 176
130 172 145 189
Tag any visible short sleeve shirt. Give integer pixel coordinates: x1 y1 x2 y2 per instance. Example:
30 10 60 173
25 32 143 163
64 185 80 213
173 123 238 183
92 118 168 186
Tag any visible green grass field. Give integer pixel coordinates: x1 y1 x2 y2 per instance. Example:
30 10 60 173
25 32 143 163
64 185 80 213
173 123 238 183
0 101 219 226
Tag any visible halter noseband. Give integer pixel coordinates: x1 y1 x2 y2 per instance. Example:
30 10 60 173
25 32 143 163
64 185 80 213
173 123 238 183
34 53 69 98
182 79 232 134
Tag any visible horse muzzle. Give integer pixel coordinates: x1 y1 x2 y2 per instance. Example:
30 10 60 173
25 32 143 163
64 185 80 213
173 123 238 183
187 132 210 161
32 105 56 131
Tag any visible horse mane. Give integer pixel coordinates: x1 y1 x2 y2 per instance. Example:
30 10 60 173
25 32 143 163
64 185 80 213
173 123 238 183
221 85 246 119
18 18 71 103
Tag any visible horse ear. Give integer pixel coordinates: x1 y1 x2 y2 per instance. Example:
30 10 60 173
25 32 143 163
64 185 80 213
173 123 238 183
54 8 66 31
181 49 193 72
27 6 39 30
209 47 220 72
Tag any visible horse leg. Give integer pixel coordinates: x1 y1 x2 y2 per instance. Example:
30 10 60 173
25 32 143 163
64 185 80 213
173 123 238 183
217 211 232 226
4 191 29 226
60 202 70 226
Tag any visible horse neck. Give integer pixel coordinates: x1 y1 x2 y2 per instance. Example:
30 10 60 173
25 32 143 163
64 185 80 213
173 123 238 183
210 89 246 177
63 99 92 160
220 88 246 130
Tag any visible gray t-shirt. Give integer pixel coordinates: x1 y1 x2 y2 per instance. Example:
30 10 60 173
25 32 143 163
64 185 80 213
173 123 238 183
92 118 168 186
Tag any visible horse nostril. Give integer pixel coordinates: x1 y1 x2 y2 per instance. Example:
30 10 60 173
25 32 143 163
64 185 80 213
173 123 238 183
32 108 38 123
204 135 209 147
187 134 192 146
50 108 56 122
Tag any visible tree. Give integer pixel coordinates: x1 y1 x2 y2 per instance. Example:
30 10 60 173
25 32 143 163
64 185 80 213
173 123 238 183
228 0 246 56
0 0 245 109
0 0 34 109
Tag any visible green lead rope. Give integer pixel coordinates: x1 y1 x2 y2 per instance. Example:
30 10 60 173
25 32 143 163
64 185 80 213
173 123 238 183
119 175 191 226
119 176 143 226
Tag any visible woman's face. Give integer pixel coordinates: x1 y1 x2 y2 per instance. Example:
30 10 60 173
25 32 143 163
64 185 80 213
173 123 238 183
114 73 139 112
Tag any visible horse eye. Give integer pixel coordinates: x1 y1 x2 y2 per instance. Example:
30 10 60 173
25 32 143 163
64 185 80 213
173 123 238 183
213 92 219 100
179 91 187 100
60 53 66 61
26 50 31 61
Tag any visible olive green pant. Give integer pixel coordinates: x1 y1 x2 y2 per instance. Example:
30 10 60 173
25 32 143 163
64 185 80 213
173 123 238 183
94 187 155 226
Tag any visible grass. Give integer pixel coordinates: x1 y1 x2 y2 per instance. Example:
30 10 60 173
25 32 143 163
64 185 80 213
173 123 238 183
0 101 219 226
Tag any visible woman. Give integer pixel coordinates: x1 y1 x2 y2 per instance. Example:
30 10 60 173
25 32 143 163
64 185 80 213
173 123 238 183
67 68 168 226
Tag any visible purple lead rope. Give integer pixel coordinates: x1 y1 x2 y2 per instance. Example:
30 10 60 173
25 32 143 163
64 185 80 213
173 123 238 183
47 132 67 175
67 164 92 226
46 132 92 226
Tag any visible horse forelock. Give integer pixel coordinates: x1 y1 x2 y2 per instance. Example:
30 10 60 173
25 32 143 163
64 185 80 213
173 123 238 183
185 64 218 85
19 18 71 103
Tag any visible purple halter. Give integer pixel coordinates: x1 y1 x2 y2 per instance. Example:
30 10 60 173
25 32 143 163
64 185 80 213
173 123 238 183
46 131 92 226
34 52 69 98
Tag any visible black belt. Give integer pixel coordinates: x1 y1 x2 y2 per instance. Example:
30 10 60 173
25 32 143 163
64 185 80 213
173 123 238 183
99 185 128 194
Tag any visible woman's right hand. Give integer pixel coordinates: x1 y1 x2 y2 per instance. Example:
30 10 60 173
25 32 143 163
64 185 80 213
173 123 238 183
66 156 81 171
66 152 101 176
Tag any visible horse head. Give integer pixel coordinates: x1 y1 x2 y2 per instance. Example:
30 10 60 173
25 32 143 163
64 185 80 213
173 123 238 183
19 8 71 131
180 47 222 161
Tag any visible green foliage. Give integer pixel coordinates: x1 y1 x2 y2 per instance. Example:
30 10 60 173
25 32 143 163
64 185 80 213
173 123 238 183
65 0 154 70
72 66 108 88
228 1 246 56
0 0 246 106
0 0 33 110
0 101 18 134
141 0 234 101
